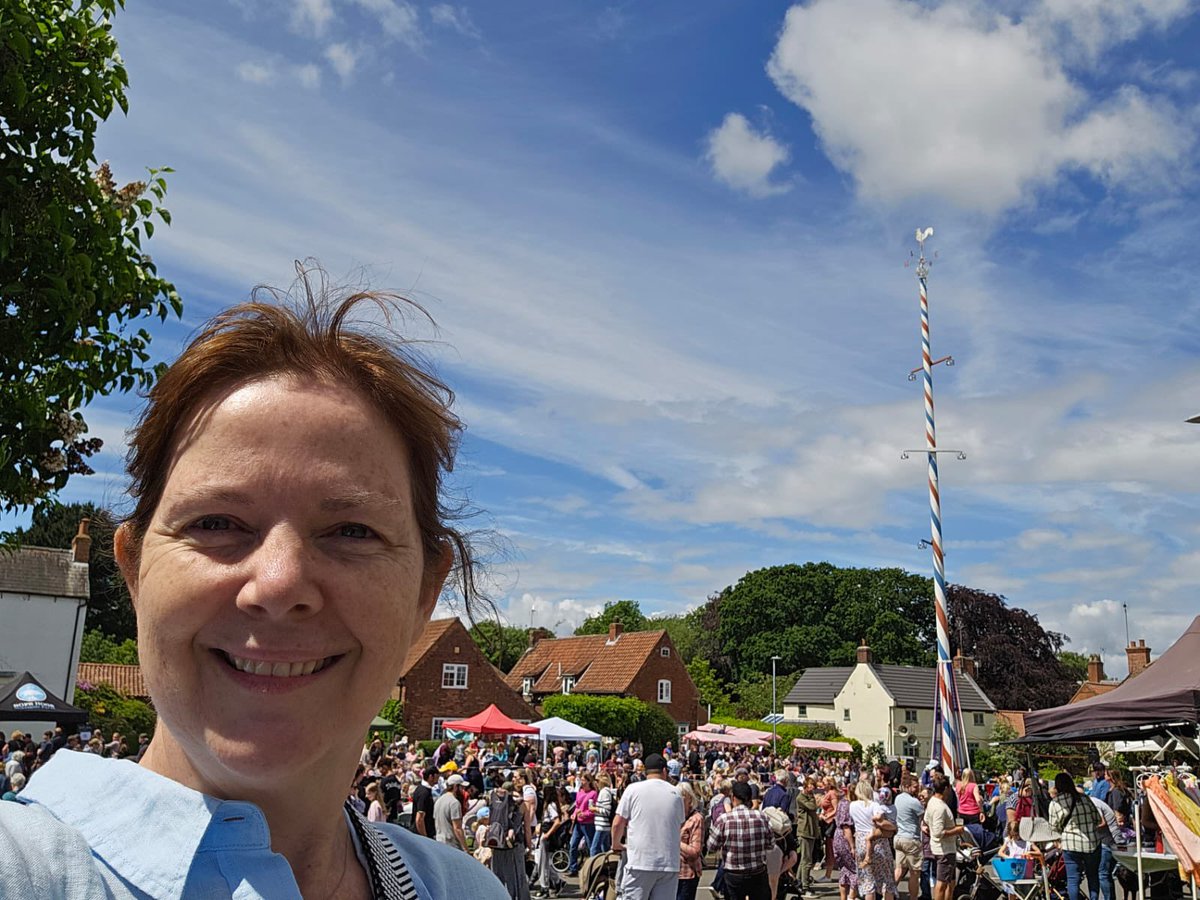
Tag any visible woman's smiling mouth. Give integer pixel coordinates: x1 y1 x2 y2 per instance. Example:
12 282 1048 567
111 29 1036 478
217 650 342 678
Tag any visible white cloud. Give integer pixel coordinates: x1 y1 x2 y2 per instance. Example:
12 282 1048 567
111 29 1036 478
294 63 322 89
236 61 274 84
324 42 359 84
352 0 423 49
704 112 791 198
765 0 1193 214
1030 0 1193 61
429 4 480 39
291 0 335 36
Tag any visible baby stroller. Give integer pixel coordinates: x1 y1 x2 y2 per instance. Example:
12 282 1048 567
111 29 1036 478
1036 848 1069 900
580 850 621 900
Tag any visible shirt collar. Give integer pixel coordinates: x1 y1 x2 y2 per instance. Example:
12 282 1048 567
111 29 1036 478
22 749 273 898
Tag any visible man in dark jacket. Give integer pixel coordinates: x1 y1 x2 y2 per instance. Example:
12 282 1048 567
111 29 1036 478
793 776 821 898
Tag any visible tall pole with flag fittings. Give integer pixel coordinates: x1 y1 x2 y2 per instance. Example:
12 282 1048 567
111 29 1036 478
908 227 969 776
771 655 781 749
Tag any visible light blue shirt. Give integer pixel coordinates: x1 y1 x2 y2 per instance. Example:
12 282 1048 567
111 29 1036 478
0 749 506 899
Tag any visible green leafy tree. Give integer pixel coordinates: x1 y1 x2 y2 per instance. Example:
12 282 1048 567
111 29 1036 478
574 600 649 636
971 720 1022 778
375 698 404 737
710 563 935 682
1058 651 1090 683
12 500 135 639
468 620 530 673
1 0 181 514
687 658 731 713
80 628 138 664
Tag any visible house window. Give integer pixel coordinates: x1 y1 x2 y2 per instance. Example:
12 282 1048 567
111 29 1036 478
661 647 670 657
968 742 980 756
794 704 807 718
431 717 449 739
905 709 919 723
442 663 468 689
677 723 689 736
522 676 535 695
658 679 672 703
562 675 575 694
843 708 851 721
973 713 985 727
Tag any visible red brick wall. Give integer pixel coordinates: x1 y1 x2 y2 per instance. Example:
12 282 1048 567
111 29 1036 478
396 620 536 739
624 633 704 734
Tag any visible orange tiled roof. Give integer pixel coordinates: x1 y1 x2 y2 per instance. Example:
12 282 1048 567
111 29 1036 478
76 663 149 699
1068 680 1120 704
505 630 665 695
399 617 459 677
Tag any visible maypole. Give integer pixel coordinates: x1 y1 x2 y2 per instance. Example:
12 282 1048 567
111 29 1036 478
908 227 969 775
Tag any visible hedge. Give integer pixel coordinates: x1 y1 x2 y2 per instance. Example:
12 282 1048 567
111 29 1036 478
541 694 677 753
708 715 849 747
73 682 156 742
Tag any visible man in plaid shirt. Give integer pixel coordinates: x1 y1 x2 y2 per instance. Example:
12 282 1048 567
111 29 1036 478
707 781 774 900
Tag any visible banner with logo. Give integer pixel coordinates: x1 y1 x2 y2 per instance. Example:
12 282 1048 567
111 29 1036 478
0 671 88 723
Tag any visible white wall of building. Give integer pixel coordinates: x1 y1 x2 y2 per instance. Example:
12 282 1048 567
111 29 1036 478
834 664 895 750
0 589 88 732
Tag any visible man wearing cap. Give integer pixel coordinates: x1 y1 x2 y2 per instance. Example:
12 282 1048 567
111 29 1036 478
709 780 775 900
434 774 469 851
612 753 685 900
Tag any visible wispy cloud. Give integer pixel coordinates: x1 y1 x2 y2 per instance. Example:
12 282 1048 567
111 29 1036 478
324 42 359 84
429 4 480 40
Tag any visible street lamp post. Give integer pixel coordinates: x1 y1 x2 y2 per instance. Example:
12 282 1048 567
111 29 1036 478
771 655 782 751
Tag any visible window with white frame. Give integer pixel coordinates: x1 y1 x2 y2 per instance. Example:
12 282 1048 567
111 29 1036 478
677 723 689 736
905 709 919 723
522 676 535 695
658 679 672 703
661 647 670 657
794 704 807 718
843 708 851 721
562 675 575 694
973 712 985 727
442 663 468 689
431 717 449 739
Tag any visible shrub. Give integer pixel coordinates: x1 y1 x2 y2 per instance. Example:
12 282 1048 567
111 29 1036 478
708 715 850 748
74 682 156 743
541 694 677 753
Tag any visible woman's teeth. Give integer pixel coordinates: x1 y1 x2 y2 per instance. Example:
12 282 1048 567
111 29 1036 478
226 654 334 677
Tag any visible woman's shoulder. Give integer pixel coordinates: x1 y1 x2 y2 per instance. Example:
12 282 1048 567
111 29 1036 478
0 799 115 896
373 822 508 899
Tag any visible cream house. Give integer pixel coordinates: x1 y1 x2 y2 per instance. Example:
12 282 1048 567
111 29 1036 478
781 642 996 762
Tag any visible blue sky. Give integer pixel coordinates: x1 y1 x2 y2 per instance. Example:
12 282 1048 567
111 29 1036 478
23 0 1200 676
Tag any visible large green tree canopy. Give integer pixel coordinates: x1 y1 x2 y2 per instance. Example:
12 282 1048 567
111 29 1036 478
706 563 936 683
1 0 180 514
574 599 649 635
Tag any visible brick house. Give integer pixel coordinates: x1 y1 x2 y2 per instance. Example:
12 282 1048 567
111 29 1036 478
504 622 705 738
76 663 150 701
394 617 537 740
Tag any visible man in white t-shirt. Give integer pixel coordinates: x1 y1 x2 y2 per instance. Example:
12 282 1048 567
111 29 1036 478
433 774 468 851
612 753 685 900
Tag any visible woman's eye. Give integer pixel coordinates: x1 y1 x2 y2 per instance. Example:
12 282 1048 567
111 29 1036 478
337 523 376 539
193 515 233 531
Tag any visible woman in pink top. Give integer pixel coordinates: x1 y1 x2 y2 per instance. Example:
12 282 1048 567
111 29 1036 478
568 772 598 875
678 782 705 899
957 767 984 822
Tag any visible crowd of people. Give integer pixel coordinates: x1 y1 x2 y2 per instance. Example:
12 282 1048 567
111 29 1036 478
342 730 1156 900
5 721 1167 900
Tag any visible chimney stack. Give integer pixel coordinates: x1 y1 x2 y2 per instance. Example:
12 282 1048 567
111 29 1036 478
607 621 623 643
1087 654 1106 683
856 640 873 665
72 518 92 564
1126 639 1151 678
952 651 977 679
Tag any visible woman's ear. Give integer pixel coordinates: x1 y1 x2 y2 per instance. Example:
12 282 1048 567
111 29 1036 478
113 523 140 610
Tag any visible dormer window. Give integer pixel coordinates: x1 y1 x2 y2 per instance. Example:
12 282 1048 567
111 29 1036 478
522 676 535 695
562 675 575 694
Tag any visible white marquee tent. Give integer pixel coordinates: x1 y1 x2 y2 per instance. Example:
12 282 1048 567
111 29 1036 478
529 716 603 749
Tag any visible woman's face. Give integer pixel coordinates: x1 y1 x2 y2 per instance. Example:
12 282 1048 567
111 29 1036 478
119 377 445 793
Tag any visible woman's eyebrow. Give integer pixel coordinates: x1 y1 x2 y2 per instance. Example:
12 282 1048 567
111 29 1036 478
319 490 405 511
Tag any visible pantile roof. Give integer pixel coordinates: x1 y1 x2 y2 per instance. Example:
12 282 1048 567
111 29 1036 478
1068 680 1120 704
76 663 150 700
0 545 89 599
505 630 666 695
398 617 459 677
